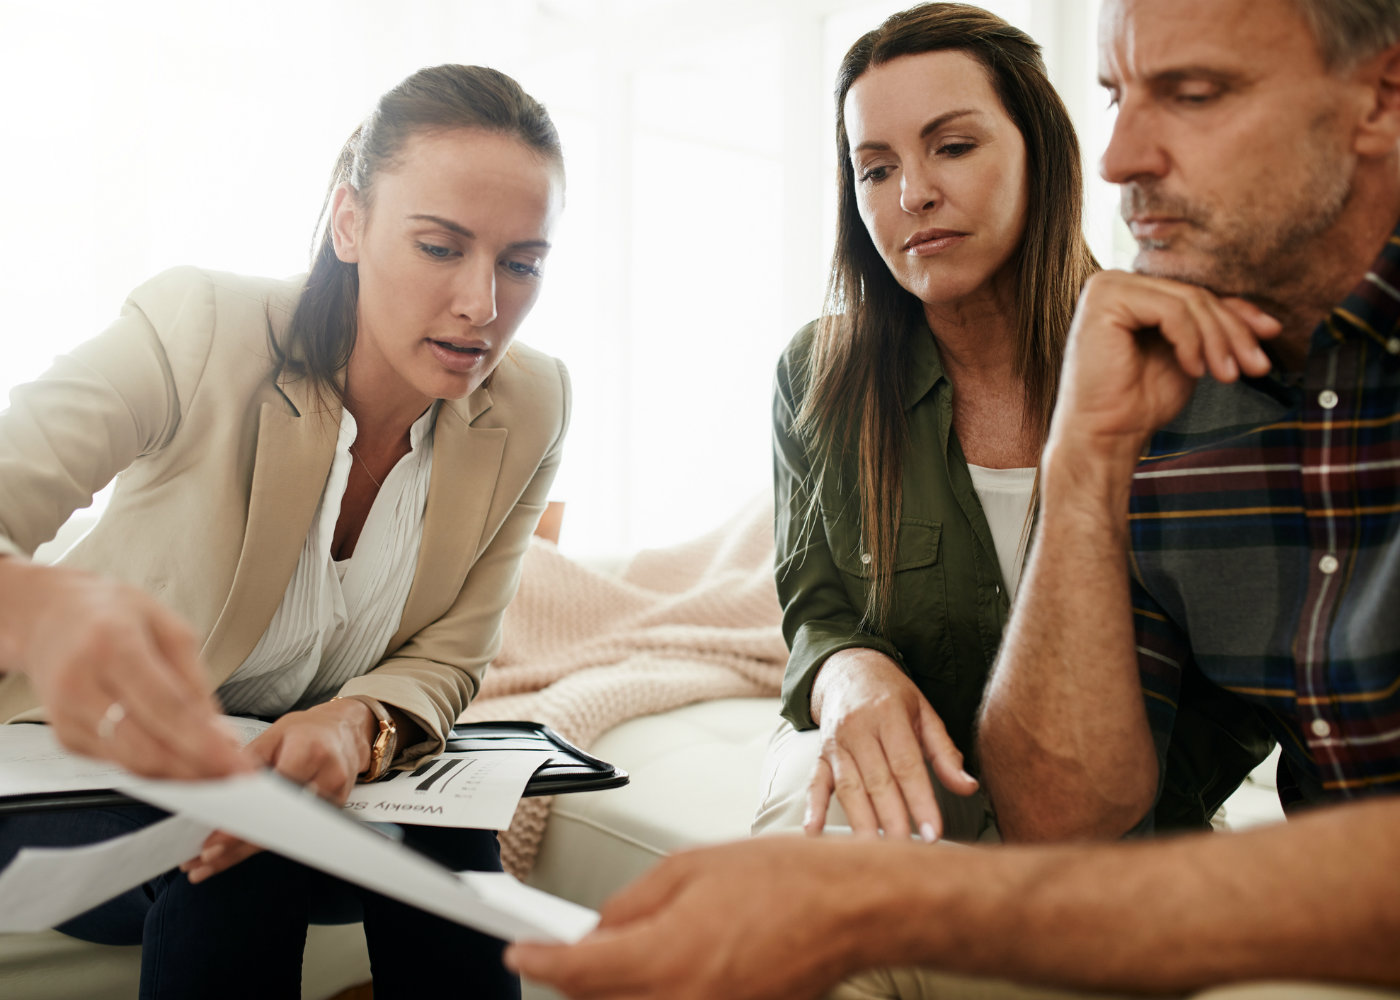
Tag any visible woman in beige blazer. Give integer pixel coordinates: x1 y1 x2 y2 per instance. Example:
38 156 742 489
0 65 567 999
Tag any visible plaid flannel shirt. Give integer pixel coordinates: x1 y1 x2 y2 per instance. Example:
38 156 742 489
1130 222 1400 820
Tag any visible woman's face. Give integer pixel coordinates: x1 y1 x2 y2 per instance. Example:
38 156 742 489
333 127 563 408
845 50 1029 315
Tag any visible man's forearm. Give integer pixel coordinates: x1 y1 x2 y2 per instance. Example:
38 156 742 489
858 797 1400 994
977 439 1158 840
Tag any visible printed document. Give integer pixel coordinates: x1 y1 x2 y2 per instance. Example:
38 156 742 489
123 771 599 942
0 723 552 829
0 814 211 933
0 772 595 941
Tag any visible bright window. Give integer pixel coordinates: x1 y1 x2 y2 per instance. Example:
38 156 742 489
0 0 1124 556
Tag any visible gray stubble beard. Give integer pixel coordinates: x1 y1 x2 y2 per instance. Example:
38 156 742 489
1124 112 1355 308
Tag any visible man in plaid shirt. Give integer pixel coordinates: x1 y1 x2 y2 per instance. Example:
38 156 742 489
511 1 1400 998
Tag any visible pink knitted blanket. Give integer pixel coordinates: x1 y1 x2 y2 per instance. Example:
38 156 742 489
459 496 787 877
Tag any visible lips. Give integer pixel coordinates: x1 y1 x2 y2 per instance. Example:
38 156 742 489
427 338 490 373
902 228 969 254
1121 185 1199 238
1127 217 1188 241
429 336 488 353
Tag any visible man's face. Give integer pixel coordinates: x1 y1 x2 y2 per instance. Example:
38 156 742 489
1098 0 1362 298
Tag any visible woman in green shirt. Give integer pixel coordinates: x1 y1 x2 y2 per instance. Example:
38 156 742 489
754 3 1097 842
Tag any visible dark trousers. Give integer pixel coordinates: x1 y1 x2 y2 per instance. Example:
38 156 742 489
0 804 521 999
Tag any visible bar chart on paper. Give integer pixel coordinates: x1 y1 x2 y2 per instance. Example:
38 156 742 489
342 749 554 830
395 756 477 791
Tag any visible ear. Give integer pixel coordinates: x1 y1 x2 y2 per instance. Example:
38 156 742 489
329 182 363 264
1353 42 1400 157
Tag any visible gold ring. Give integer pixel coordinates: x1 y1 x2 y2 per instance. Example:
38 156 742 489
96 702 127 741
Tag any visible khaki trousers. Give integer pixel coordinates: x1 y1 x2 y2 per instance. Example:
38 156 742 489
830 971 1400 1000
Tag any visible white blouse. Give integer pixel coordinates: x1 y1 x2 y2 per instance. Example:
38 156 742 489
966 463 1037 602
218 403 439 716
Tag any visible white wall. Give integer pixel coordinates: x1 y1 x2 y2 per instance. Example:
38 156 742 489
0 0 1127 556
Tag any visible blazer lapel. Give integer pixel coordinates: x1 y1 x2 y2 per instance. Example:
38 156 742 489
201 373 340 683
389 387 505 651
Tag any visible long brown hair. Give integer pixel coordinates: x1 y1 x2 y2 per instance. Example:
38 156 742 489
275 64 563 400
797 3 1097 632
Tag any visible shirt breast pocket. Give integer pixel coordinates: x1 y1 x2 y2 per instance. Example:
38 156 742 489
828 518 954 682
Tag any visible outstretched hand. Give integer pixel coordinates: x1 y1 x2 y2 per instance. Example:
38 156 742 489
507 837 911 1000
807 648 977 841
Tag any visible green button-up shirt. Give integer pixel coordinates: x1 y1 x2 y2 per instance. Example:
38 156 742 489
773 319 1010 759
774 317 1270 832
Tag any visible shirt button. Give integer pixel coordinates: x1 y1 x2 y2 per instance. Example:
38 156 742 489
1388 337 1400 355
1319 554 1340 575
1318 389 1339 410
1311 718 1332 738
859 553 872 565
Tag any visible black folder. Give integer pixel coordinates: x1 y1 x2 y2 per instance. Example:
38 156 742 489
442 721 629 797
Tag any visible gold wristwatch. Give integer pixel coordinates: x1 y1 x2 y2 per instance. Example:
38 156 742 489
333 694 399 782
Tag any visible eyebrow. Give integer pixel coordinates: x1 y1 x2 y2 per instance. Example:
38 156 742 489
851 108 982 154
1097 66 1248 90
407 213 551 251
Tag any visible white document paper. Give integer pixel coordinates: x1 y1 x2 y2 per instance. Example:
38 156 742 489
0 724 138 795
122 771 599 942
0 814 212 933
348 750 553 829
0 719 268 796
0 723 553 831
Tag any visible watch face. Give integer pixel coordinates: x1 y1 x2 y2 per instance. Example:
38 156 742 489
365 717 398 781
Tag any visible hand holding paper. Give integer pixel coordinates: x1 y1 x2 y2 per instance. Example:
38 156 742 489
123 770 599 943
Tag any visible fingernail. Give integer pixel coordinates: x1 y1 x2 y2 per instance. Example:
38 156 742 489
920 822 937 843
1222 356 1238 380
962 770 978 786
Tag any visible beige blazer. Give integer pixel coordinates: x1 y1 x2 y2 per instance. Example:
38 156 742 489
0 267 569 761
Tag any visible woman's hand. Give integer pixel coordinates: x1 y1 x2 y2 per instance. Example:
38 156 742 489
182 698 377 882
807 649 977 841
0 558 249 779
